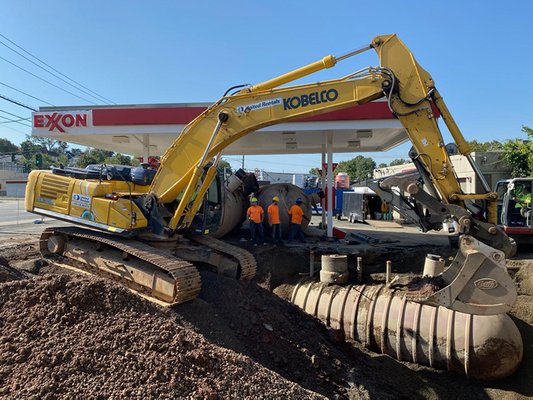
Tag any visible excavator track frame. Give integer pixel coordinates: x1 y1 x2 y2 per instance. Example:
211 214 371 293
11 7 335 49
185 234 257 281
40 226 201 306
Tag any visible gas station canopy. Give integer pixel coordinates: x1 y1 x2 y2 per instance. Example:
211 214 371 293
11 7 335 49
31 101 408 157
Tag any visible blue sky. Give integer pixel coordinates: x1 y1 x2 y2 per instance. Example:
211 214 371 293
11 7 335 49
0 1 531 173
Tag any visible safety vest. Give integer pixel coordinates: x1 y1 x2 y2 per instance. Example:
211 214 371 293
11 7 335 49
289 204 304 224
247 205 264 223
268 203 281 224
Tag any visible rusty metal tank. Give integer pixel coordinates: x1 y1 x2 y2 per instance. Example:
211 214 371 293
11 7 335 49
198 172 249 239
256 183 313 236
211 186 247 238
287 280 523 380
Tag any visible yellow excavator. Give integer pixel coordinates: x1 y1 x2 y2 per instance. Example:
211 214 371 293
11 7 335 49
25 34 517 314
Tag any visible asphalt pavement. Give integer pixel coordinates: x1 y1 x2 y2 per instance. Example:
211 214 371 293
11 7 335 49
0 199 40 226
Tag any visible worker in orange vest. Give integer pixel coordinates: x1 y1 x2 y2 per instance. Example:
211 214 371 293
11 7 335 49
267 196 283 245
247 197 265 246
287 197 307 243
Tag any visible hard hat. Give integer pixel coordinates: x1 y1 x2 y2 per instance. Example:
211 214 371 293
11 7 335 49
296 197 303 203
251 197 258 203
272 196 280 202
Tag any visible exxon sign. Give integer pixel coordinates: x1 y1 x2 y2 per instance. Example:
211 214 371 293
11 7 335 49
33 111 91 133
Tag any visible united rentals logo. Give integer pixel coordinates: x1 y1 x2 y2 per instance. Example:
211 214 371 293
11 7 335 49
33 112 89 133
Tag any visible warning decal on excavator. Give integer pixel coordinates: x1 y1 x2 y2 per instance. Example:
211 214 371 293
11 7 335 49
236 98 282 114
72 194 91 209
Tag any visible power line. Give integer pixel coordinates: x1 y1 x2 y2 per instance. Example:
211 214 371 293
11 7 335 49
0 81 54 106
0 122 28 135
0 36 112 105
0 110 31 128
0 93 37 111
0 117 28 124
0 108 30 119
0 114 31 127
0 54 97 104
0 33 115 105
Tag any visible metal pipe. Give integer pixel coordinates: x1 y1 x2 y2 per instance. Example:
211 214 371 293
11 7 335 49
385 260 391 284
286 281 523 380
356 257 363 283
250 55 336 92
249 44 371 93
335 45 372 62
326 132 333 238
321 144 326 229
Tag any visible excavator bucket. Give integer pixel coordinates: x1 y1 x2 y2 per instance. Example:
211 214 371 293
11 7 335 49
409 235 517 315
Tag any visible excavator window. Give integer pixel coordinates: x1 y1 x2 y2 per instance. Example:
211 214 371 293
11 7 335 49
507 180 532 227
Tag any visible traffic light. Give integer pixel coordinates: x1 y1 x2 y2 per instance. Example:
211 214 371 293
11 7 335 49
35 153 43 168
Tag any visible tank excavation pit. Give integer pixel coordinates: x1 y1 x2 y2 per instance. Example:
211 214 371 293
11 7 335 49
279 280 523 380
249 240 525 381
35 227 526 381
1 229 533 398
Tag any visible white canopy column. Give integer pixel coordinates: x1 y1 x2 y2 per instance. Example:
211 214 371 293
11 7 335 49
326 132 333 238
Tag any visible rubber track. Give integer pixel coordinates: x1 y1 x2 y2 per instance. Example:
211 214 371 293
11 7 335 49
186 234 257 281
40 227 201 305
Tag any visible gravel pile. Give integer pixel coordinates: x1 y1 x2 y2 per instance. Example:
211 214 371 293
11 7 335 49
0 274 322 399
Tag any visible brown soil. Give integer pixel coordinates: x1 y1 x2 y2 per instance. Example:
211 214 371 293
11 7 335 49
0 274 322 399
0 235 532 399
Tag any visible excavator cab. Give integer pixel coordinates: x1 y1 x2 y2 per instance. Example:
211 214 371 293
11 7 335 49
496 178 533 244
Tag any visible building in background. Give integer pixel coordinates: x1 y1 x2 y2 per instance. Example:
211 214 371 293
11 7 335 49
373 152 512 192
0 155 28 197
254 170 317 188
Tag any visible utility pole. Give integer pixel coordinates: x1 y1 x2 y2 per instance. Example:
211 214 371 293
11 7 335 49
241 155 245 170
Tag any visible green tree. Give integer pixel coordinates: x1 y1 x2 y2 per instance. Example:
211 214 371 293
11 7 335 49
76 148 114 168
69 148 83 157
75 148 140 168
336 155 376 181
378 163 388 168
104 153 139 166
29 136 68 155
218 159 233 174
20 139 42 160
309 167 321 176
502 126 533 177
0 138 18 153
389 158 408 166
468 140 503 152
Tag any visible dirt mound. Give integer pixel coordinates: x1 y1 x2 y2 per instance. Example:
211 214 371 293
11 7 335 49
0 257 26 283
0 274 322 399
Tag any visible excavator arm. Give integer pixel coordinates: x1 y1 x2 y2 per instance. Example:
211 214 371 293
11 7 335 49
151 69 387 229
146 34 516 315
150 35 507 246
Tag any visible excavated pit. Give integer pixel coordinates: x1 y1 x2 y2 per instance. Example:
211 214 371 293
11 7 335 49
0 232 533 399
